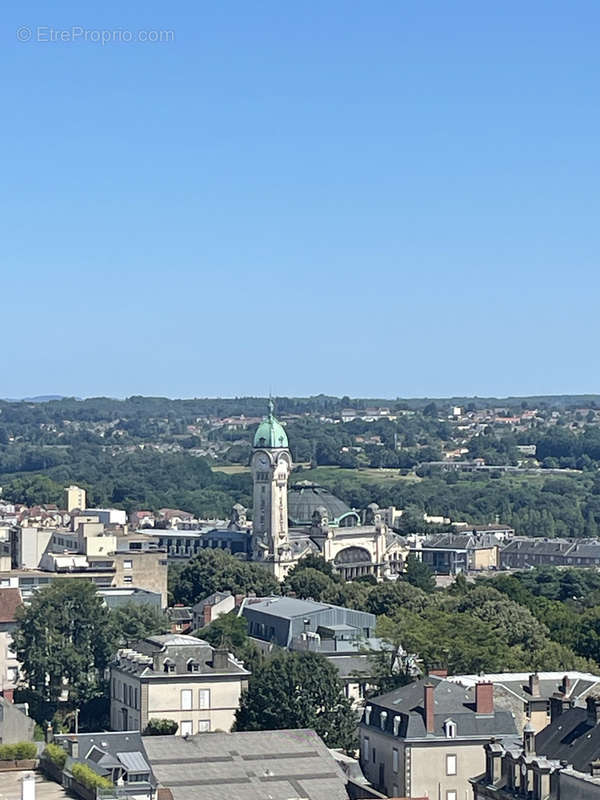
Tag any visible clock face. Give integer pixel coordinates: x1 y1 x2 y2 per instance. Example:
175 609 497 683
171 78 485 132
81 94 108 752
256 453 270 468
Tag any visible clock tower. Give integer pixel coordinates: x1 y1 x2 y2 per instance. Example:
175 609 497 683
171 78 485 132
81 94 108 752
251 400 293 580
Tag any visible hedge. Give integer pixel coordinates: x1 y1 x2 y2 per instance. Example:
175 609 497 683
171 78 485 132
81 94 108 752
0 742 37 761
71 763 113 790
42 743 67 769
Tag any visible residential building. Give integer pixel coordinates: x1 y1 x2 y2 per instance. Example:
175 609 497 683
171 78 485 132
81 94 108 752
472 699 600 799
142 728 348 800
53 731 155 799
417 533 500 574
0 695 34 743
98 587 163 611
0 588 23 701
167 606 193 634
501 537 600 569
359 677 519 798
192 590 236 630
448 671 600 733
110 634 249 735
65 485 86 513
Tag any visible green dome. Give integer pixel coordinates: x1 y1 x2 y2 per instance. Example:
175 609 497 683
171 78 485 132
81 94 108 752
253 401 289 449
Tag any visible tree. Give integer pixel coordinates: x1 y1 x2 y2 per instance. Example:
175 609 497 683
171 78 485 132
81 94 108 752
144 719 178 735
110 603 169 646
13 580 115 704
234 651 357 750
404 555 436 593
170 549 280 606
284 568 335 601
198 611 249 650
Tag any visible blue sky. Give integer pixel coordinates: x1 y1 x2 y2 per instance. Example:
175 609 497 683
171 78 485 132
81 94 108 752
2 1 599 399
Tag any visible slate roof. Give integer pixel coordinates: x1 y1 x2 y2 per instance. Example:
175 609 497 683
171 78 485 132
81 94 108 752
364 678 519 741
55 731 155 785
536 706 600 772
113 634 249 677
141 729 348 800
448 672 600 704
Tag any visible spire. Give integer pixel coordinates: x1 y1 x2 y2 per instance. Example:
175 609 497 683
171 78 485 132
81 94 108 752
268 397 274 419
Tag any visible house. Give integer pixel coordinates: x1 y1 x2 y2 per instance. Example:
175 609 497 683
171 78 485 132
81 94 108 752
191 590 236 630
471 698 600 799
417 532 500 574
167 606 192 634
141 728 349 800
110 634 250 736
448 671 600 733
53 731 155 799
0 695 34 743
359 677 519 799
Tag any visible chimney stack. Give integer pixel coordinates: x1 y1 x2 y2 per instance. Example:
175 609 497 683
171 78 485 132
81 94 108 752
67 737 78 758
203 604 213 627
586 695 600 727
475 682 494 714
562 675 571 695
212 649 229 671
424 683 435 733
529 673 540 697
550 692 571 723
523 722 535 755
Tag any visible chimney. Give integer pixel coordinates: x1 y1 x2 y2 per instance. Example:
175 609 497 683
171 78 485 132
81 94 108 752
203 604 213 627
550 692 572 723
2 689 14 703
424 683 435 733
212 649 229 670
476 682 494 715
44 722 54 744
523 722 535 755
67 737 78 758
528 673 540 697
561 675 571 696
586 695 600 726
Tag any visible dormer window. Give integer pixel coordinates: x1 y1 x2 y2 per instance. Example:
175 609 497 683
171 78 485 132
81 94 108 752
187 659 200 673
364 705 372 725
163 658 175 673
380 711 388 731
444 719 457 738
393 715 401 736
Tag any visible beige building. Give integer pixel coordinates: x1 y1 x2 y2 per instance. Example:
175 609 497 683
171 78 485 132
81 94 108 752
359 678 518 799
110 634 250 735
65 485 86 513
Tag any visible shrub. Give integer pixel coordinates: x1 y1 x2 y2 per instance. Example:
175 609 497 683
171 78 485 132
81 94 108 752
71 763 112 790
13 742 37 760
0 744 16 761
144 718 178 735
43 743 67 769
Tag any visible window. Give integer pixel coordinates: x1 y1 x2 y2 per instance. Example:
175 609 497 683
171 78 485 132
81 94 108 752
444 719 457 738
180 720 193 737
123 560 133 569
392 748 398 773
446 792 457 800
181 690 193 711
123 576 133 584
446 754 457 776
362 737 369 762
372 747 376 764
198 720 210 732
380 711 387 730
199 689 210 709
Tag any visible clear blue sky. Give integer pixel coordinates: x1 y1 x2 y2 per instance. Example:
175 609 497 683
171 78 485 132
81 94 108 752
3 1 599 399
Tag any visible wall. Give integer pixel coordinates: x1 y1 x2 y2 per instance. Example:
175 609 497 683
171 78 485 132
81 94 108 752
410 741 486 800
16 528 53 569
146 674 243 734
112 552 168 607
472 547 499 570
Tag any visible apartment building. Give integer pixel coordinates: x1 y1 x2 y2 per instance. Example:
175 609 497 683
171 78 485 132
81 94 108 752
110 634 249 735
359 678 518 799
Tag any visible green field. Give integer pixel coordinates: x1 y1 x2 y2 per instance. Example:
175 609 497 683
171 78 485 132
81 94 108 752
289 465 422 486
